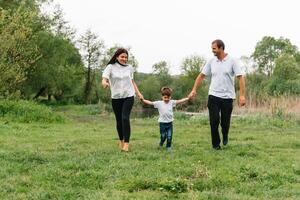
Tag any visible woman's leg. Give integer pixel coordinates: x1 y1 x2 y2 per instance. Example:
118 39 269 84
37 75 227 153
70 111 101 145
121 96 134 152
112 98 124 142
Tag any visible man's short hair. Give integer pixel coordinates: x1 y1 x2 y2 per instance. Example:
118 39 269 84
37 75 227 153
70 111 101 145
212 39 225 50
161 87 172 96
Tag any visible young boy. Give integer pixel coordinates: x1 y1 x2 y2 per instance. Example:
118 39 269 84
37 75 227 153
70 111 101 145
141 87 190 151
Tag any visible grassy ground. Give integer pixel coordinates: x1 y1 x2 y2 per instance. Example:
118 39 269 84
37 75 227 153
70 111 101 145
0 105 299 199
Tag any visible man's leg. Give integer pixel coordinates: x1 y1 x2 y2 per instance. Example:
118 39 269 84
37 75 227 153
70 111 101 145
207 95 221 149
220 98 233 146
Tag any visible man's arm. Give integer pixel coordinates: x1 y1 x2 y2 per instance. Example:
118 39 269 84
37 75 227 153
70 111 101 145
237 75 246 106
188 73 206 98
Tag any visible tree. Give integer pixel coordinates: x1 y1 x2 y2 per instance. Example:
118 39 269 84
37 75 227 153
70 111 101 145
78 29 105 104
26 32 84 101
240 56 257 74
180 54 206 79
267 54 300 95
152 60 172 86
0 5 43 98
252 36 300 76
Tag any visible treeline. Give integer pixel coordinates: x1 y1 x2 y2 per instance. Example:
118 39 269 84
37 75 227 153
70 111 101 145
1 0 299 112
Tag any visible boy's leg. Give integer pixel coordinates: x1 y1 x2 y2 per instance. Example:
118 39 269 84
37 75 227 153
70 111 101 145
159 123 167 146
166 123 173 150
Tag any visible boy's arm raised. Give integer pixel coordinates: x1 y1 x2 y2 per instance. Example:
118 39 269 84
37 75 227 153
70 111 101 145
176 97 189 105
142 99 154 106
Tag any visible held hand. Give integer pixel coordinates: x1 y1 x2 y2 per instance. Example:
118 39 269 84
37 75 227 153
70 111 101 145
239 95 246 107
188 90 197 99
102 82 109 89
138 93 144 101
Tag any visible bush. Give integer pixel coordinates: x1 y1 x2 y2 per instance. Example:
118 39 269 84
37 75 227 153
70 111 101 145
0 100 65 123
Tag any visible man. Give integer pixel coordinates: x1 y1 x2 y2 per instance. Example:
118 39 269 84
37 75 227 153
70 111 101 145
189 39 246 150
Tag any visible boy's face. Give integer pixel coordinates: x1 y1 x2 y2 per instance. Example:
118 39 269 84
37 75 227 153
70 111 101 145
162 95 171 102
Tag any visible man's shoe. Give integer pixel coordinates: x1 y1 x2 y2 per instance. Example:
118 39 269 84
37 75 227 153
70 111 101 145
223 138 228 146
213 146 221 150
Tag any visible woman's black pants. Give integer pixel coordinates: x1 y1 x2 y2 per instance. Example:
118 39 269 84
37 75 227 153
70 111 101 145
111 96 134 143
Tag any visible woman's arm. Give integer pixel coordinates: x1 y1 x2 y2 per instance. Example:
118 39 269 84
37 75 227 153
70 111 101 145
132 80 144 100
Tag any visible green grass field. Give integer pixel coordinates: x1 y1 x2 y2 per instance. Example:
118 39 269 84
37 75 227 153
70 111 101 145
0 105 299 199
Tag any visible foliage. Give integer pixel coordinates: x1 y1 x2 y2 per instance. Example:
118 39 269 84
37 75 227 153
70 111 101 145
0 5 43 97
180 54 206 80
0 100 65 123
24 31 84 100
252 36 300 76
267 54 300 95
78 29 105 104
152 60 172 87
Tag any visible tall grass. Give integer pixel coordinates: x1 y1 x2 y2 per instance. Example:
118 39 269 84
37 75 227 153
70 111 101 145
0 100 65 123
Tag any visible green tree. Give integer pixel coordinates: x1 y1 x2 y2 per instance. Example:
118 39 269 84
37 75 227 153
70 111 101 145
252 36 300 76
0 5 43 98
26 32 84 101
267 54 300 95
152 60 172 87
78 29 105 104
180 54 206 79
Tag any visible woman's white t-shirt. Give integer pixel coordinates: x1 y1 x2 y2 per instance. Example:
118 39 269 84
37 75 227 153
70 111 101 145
102 63 135 99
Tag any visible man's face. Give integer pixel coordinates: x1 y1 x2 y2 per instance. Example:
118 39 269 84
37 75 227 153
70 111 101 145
211 42 221 56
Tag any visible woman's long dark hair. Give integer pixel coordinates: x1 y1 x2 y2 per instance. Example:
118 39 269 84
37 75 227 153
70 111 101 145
107 48 129 65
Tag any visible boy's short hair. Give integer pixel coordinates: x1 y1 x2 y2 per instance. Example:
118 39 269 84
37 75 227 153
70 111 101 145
161 87 172 96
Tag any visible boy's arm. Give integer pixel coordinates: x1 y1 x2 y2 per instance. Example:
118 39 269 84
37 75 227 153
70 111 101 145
142 99 154 106
176 97 189 105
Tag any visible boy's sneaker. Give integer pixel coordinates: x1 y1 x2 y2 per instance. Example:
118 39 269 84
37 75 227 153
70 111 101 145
166 147 172 152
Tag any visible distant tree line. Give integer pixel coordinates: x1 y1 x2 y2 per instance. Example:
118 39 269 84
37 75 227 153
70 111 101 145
1 0 299 111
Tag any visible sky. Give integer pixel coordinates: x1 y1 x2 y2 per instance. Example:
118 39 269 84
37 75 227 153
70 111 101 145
47 0 300 74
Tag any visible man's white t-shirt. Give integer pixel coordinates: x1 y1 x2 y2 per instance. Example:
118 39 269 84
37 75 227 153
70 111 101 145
201 55 244 99
102 63 135 99
153 100 176 123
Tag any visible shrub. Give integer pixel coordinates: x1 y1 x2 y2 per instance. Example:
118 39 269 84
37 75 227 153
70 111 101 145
0 100 65 123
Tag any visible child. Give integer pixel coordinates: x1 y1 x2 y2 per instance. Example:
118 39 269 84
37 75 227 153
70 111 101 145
141 87 190 151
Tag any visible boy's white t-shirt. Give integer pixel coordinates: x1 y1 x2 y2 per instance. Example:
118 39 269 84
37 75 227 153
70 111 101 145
153 100 176 123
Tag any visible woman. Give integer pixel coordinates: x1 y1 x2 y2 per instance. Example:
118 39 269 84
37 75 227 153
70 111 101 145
102 48 143 152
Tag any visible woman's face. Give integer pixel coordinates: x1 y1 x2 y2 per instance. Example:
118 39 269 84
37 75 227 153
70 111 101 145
117 53 128 65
